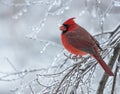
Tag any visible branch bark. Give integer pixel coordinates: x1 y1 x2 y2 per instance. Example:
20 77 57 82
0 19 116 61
97 43 120 94
111 66 119 94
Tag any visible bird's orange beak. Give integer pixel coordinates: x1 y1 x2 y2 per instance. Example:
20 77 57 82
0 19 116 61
59 25 66 31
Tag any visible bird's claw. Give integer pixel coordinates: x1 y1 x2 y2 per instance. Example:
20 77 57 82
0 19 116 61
64 53 81 61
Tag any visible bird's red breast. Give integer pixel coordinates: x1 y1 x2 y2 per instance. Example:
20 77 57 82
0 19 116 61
61 34 87 56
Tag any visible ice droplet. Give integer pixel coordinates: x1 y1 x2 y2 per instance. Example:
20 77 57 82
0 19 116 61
32 27 35 31
106 13 110 17
23 8 27 12
15 91 21 94
113 0 120 7
53 0 61 6
52 49 64 65
33 26 39 31
40 50 43 54
41 23 45 27
48 0 71 16
18 12 23 16
65 6 69 10
96 0 101 4
79 10 85 16
40 42 50 54
25 0 31 6
102 17 105 21
60 10 64 14
91 7 97 18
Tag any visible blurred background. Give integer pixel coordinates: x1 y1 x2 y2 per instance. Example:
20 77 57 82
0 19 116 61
0 0 120 94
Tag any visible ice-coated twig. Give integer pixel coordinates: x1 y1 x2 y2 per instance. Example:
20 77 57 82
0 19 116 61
26 36 62 48
111 66 119 94
0 68 47 81
5 57 17 72
29 84 35 94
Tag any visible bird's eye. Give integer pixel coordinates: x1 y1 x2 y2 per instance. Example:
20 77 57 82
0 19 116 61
63 24 70 29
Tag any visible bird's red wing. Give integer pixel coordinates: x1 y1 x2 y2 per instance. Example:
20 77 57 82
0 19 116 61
65 28 97 54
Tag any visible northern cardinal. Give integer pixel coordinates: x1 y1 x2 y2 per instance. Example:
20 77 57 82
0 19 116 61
59 17 114 76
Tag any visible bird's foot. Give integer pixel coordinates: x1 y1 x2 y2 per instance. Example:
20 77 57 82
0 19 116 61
64 53 72 59
64 53 84 62
64 53 78 61
80 56 85 61
71 55 79 61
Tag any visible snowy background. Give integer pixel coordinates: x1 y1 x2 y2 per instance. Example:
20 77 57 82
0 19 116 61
0 0 120 94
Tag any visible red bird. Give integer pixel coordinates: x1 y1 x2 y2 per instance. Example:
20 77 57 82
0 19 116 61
59 17 114 76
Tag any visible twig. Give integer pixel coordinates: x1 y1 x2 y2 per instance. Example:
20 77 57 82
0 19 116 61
0 68 46 80
29 84 35 94
5 57 17 71
94 31 112 37
110 24 120 36
53 64 77 94
53 58 89 94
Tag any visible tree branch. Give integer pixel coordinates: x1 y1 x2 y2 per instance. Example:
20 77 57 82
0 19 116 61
97 43 120 94
111 66 119 94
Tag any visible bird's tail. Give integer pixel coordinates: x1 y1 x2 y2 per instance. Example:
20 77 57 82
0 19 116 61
93 55 114 76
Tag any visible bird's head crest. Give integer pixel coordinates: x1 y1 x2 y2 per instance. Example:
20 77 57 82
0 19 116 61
63 17 75 25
